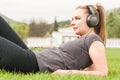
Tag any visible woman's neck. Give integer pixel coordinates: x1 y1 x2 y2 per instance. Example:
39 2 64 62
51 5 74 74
81 28 95 37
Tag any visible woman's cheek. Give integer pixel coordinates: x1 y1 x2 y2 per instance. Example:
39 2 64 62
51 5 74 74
74 28 81 35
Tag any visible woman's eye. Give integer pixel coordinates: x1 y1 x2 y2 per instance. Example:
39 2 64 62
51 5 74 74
75 17 80 20
71 16 81 21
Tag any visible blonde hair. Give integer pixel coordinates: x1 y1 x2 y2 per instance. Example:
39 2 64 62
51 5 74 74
76 3 106 44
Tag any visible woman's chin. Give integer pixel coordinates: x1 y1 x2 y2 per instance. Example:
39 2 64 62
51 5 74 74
74 32 79 35
74 32 81 36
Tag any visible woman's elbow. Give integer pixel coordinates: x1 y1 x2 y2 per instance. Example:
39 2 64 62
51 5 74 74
104 70 108 76
100 69 108 76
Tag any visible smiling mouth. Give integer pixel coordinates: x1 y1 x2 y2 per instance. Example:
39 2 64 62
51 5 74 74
73 27 78 31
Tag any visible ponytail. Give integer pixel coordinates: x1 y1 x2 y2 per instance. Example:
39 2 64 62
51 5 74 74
94 3 106 44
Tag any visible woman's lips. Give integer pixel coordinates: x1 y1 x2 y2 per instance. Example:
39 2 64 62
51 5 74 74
73 27 78 31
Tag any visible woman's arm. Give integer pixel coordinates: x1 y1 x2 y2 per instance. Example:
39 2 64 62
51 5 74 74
52 69 107 76
88 41 108 76
52 41 108 76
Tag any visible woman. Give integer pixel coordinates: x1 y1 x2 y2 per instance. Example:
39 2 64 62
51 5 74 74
0 3 108 76
53 3 108 76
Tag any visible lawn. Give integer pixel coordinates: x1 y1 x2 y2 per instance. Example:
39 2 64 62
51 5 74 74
0 48 120 80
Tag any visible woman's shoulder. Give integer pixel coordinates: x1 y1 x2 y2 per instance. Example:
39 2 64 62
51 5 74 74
86 34 101 39
85 34 104 48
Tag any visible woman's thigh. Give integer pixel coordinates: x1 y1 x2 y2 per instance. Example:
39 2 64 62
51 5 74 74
0 36 38 73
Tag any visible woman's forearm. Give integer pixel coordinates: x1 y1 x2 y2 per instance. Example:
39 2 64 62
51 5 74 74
52 70 108 76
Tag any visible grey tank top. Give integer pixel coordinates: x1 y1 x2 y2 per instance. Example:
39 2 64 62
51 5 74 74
34 34 104 72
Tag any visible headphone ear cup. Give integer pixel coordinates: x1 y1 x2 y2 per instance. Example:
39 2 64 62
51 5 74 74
87 15 99 27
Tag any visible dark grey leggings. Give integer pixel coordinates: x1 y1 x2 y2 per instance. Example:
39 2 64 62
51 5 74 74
0 16 39 73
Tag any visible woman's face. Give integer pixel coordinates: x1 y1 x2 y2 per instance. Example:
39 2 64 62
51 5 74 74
71 8 90 36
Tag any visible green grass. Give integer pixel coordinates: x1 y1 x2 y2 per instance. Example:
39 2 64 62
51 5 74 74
0 48 120 80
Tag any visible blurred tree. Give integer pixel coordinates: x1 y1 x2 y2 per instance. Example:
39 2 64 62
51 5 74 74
58 20 71 28
29 19 50 37
113 8 120 15
106 11 120 38
53 16 59 31
11 23 29 39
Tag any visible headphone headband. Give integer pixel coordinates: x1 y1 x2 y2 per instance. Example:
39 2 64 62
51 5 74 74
87 5 96 15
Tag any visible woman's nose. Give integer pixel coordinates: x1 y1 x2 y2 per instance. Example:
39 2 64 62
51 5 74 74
71 20 75 26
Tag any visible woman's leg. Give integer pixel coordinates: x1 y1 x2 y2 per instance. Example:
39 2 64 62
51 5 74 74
0 36 39 73
0 16 28 50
